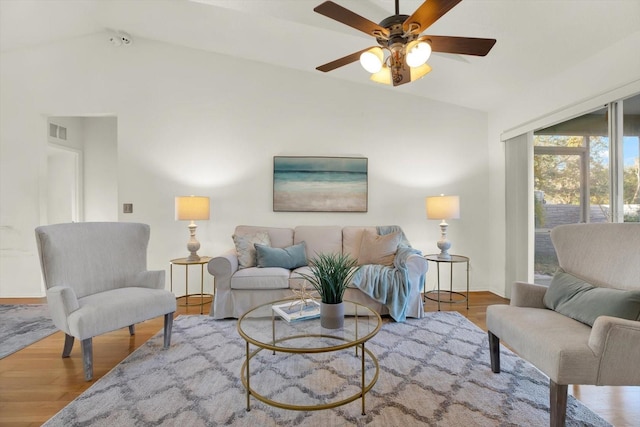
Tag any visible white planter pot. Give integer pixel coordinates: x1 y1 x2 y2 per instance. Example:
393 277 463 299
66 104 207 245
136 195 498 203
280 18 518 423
320 301 344 329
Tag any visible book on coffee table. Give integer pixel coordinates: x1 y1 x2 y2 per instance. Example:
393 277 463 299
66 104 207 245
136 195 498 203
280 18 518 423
272 299 321 322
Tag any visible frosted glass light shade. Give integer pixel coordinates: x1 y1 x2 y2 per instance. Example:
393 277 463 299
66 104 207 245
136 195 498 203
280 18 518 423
360 47 384 73
409 63 432 81
370 64 392 85
175 196 210 221
406 41 432 68
426 195 460 220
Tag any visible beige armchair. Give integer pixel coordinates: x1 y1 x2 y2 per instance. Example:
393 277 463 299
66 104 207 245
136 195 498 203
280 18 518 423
35 222 176 381
487 223 640 426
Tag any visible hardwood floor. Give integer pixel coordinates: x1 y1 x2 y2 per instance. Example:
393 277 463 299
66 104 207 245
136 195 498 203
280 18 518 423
1 293 637 426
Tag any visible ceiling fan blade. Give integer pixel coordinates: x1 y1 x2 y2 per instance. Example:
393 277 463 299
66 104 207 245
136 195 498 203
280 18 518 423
403 0 462 33
421 35 497 56
316 47 374 72
314 1 390 38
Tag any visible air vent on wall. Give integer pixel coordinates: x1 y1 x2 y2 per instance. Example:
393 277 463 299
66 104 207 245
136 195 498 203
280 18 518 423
49 123 67 140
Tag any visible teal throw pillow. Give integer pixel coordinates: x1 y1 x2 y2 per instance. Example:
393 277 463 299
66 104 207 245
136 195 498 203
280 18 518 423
255 242 308 269
543 270 640 326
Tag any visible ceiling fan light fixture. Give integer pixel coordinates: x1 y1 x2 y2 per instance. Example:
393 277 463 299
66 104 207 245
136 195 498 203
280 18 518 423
405 40 431 68
369 64 392 85
359 47 384 73
313 0 496 86
409 62 432 81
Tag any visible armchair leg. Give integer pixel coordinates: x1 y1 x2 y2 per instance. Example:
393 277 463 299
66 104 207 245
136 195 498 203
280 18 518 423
129 325 135 336
81 338 93 381
550 380 568 427
62 334 74 358
488 331 500 373
163 312 174 349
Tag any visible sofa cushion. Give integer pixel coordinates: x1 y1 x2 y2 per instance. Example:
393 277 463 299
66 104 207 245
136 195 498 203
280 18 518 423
232 231 271 269
234 226 294 249
230 266 290 290
290 266 317 290
486 305 598 384
343 226 377 260
543 270 640 326
551 223 640 290
357 229 401 266
294 226 342 259
255 242 308 269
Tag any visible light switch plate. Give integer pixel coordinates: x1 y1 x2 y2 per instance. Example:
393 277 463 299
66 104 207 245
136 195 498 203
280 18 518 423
123 203 133 214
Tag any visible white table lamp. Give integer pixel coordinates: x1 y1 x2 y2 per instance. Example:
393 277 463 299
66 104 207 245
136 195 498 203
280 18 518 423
175 196 210 261
426 195 460 260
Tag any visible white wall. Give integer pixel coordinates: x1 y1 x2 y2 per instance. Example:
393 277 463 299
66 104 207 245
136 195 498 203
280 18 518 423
3 28 638 299
0 33 492 297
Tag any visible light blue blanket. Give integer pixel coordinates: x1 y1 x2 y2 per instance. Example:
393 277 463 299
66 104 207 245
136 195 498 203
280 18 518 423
352 226 423 322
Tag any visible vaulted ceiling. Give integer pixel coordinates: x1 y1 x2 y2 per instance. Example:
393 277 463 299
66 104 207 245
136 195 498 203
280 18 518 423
1 0 639 112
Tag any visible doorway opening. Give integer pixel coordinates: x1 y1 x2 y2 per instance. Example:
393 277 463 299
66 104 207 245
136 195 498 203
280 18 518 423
45 116 118 225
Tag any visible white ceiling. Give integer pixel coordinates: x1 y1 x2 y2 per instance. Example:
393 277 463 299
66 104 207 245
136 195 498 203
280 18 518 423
1 0 639 112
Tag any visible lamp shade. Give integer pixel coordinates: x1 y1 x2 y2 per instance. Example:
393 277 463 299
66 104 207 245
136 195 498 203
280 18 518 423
360 47 384 73
406 40 432 68
175 196 210 221
426 195 460 220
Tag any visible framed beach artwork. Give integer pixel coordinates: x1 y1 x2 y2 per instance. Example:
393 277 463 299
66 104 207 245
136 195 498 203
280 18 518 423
273 156 368 212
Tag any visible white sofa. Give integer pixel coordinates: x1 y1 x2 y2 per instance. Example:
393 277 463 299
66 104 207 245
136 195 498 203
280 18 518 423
208 225 428 320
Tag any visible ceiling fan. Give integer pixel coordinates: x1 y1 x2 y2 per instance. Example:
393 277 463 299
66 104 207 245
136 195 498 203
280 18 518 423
314 0 496 86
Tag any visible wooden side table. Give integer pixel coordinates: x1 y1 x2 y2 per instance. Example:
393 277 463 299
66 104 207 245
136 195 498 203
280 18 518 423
170 257 213 314
423 254 470 311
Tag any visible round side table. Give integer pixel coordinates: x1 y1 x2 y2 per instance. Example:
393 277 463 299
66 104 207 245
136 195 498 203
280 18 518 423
170 256 213 314
423 254 469 311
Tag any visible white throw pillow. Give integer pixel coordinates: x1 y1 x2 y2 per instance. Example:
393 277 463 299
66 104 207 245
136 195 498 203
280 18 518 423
233 231 271 269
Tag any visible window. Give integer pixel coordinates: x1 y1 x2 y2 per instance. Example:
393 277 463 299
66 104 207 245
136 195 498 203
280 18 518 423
532 94 639 284
622 95 640 222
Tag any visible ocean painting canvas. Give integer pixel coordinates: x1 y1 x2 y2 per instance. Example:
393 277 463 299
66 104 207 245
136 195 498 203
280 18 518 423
273 156 368 212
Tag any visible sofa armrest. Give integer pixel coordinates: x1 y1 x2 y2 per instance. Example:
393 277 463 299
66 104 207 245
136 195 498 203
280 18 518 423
46 285 80 334
589 316 640 385
133 270 165 290
207 250 239 292
405 253 428 282
509 281 547 308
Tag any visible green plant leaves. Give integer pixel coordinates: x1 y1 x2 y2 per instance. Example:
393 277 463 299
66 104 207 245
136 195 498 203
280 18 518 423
297 252 360 304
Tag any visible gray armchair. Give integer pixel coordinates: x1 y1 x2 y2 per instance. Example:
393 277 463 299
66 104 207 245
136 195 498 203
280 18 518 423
35 222 176 381
487 223 640 426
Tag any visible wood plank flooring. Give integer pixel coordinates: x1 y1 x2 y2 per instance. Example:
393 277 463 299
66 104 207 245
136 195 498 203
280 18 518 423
1 293 637 426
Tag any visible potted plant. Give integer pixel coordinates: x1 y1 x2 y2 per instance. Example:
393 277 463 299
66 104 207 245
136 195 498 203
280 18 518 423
298 252 360 329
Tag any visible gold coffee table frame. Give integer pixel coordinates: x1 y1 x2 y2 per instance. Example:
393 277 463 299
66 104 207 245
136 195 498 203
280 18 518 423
237 299 382 415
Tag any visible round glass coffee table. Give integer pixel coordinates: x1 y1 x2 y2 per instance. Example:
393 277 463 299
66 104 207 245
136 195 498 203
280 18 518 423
237 299 382 415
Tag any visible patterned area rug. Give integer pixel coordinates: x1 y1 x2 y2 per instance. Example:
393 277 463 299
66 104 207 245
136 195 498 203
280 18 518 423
0 304 57 359
43 312 610 426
